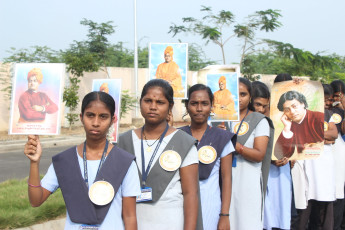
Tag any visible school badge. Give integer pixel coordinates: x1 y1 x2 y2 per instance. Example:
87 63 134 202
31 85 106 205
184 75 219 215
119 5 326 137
89 181 115 206
234 121 249 136
159 150 181 171
198 146 217 164
332 113 342 124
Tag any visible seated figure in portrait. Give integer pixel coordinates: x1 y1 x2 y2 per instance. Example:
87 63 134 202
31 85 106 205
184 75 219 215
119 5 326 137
155 46 184 97
212 76 236 119
18 68 58 122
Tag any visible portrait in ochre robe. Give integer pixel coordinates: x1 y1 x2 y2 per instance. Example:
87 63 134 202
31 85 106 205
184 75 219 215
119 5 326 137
273 90 324 159
99 82 109 94
155 46 184 98
18 68 58 123
213 76 236 118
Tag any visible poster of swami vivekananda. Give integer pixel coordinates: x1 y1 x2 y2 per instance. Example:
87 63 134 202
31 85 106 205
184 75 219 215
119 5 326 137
92 79 122 143
149 43 188 99
270 80 324 161
9 63 65 135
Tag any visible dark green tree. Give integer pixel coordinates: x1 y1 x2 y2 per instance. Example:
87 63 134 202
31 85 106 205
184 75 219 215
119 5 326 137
241 40 345 83
61 19 116 128
169 6 282 65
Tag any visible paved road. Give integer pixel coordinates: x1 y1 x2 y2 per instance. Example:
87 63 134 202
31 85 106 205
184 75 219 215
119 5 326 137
0 145 74 183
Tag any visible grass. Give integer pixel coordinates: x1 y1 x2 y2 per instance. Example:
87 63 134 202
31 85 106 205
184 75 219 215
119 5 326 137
0 178 66 229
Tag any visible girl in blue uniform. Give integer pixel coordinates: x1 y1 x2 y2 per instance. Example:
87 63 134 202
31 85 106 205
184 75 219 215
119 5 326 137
181 84 234 230
24 91 140 230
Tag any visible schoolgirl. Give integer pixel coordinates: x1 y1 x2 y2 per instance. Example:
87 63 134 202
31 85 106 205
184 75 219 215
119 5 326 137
329 81 345 230
180 84 235 230
229 77 270 229
117 79 201 230
24 91 140 229
251 80 292 230
295 84 338 230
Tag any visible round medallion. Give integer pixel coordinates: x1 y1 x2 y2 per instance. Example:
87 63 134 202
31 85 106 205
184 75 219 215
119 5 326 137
159 150 181 171
332 113 342 124
234 121 249 136
198 146 217 164
89 180 115 206
324 122 329 131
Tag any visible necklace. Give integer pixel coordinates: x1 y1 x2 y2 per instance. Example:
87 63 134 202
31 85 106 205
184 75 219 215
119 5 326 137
143 132 161 152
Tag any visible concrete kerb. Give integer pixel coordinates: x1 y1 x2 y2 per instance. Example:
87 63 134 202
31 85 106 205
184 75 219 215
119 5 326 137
0 135 85 154
15 217 66 230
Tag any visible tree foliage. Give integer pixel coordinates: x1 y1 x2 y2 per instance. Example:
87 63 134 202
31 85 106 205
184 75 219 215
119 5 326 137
169 6 282 65
120 90 137 119
241 40 344 83
3 46 61 63
188 43 216 71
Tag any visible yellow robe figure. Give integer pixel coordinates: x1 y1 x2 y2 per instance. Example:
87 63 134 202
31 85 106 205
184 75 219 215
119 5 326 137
155 46 184 98
213 76 236 119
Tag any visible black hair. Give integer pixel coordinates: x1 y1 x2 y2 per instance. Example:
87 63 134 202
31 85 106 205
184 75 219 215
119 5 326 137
330 80 345 94
323 84 334 96
239 77 252 96
184 84 214 108
274 73 292 83
81 91 116 117
140 79 174 108
252 81 270 100
239 77 254 111
277 91 308 112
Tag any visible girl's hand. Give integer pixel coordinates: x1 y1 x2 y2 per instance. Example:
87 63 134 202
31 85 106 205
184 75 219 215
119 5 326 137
24 135 42 163
273 157 289 167
217 215 230 230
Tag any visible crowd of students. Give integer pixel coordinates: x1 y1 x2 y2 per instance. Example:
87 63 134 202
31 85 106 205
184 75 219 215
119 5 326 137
24 74 345 230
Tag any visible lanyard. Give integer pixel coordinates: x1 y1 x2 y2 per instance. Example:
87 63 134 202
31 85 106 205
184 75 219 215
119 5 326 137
140 123 169 188
236 109 249 135
83 140 109 188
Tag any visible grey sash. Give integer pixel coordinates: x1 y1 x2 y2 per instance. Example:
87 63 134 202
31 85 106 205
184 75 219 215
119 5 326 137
236 112 274 198
118 130 204 229
52 146 135 225
262 117 274 198
118 130 195 202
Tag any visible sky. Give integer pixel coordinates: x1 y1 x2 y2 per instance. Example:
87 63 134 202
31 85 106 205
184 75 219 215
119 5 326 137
1 0 345 64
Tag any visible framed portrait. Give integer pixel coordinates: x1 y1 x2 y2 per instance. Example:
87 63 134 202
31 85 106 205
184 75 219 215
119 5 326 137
270 80 324 160
149 43 188 99
9 63 65 135
200 69 239 121
92 79 122 143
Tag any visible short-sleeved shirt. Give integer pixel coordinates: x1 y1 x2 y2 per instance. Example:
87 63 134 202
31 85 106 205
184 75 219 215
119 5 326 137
199 141 234 230
41 148 141 230
132 130 199 230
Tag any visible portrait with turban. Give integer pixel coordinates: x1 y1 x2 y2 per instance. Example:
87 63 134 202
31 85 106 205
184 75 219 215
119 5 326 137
17 67 58 123
206 73 239 121
92 78 122 142
100 82 109 94
150 43 188 98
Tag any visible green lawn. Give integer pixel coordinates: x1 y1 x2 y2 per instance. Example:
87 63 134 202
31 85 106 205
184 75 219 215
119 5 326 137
0 178 66 229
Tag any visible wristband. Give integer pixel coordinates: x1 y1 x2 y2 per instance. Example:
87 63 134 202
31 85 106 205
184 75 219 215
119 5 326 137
219 213 230 216
27 179 41 188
